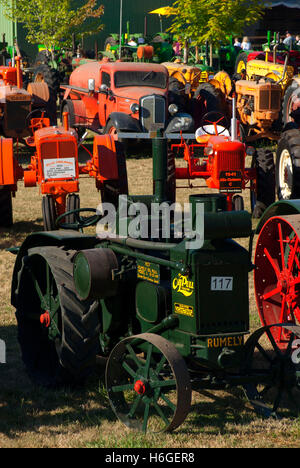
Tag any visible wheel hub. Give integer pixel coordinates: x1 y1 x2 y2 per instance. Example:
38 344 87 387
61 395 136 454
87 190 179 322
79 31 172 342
40 310 50 327
134 380 146 395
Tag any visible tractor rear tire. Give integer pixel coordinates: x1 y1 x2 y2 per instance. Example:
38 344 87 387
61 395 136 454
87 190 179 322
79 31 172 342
100 141 129 208
234 51 248 76
282 81 300 127
276 129 300 200
0 186 13 227
42 195 57 231
15 246 100 387
252 148 275 218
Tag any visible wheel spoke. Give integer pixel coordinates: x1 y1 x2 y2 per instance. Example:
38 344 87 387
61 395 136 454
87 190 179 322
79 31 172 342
127 394 143 418
278 223 286 270
265 328 282 357
288 237 299 274
272 387 284 413
144 343 153 379
111 382 134 392
153 401 170 426
256 342 273 364
125 344 143 369
142 402 150 433
262 286 281 301
160 393 176 412
122 360 137 379
263 248 281 278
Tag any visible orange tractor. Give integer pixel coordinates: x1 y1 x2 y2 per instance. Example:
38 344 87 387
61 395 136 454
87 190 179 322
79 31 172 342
0 112 128 229
168 101 275 217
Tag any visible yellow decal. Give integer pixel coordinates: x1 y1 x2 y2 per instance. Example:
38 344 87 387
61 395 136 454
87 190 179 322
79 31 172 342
172 274 194 297
174 303 194 317
207 336 243 348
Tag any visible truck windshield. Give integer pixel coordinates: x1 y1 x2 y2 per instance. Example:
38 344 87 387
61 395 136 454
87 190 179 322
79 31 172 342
114 70 167 89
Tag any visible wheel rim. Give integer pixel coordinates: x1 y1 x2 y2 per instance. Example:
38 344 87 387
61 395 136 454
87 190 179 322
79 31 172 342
254 215 300 349
236 60 246 74
242 324 300 417
278 149 293 199
105 333 191 433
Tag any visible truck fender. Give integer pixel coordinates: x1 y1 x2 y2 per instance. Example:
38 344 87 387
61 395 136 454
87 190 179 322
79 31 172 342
255 199 300 234
105 112 142 132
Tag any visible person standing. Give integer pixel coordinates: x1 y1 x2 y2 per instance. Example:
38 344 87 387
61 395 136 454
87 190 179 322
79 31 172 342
241 36 251 50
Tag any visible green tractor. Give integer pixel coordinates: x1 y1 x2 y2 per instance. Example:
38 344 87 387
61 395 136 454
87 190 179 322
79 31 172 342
10 130 300 432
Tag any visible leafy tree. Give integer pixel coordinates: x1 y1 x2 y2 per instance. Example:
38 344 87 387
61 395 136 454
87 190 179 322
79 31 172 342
0 0 104 51
168 0 268 64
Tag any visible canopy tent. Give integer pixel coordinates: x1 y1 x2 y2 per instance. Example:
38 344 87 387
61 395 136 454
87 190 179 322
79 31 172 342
269 1 300 6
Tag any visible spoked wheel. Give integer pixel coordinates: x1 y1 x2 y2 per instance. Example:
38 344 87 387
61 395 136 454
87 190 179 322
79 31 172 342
15 246 100 387
105 333 191 433
242 324 300 418
254 215 300 350
276 129 300 200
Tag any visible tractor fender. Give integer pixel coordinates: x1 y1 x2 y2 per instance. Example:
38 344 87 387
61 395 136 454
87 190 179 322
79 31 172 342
106 112 142 132
11 231 99 307
255 199 300 234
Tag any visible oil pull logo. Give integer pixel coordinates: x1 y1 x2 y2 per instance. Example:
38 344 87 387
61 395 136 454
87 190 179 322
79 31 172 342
172 274 194 297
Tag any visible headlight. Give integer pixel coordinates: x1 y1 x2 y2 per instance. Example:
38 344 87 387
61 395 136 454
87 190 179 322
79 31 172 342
130 103 139 114
168 103 178 115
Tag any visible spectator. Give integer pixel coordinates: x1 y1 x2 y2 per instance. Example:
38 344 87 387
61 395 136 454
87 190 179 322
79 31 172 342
128 37 137 46
138 36 145 44
234 37 241 48
296 34 300 45
283 31 295 48
241 36 251 50
173 40 181 56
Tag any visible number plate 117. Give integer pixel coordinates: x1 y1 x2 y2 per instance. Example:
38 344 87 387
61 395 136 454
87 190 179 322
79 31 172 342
211 276 233 291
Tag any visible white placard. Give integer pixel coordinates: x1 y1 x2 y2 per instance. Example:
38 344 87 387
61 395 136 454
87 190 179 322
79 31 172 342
43 158 76 180
211 276 233 291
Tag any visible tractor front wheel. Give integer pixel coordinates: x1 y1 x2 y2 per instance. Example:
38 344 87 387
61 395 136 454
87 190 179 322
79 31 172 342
42 195 57 231
15 246 100 387
276 129 300 200
105 333 191 433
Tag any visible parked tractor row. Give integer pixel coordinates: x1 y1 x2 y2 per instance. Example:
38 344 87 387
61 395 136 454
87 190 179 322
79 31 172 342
8 130 300 433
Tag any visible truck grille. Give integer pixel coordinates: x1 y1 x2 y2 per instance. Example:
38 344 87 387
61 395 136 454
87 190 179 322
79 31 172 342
140 95 166 131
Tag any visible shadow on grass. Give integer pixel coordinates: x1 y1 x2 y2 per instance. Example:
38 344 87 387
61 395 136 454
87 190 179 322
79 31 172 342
0 220 44 249
0 323 115 440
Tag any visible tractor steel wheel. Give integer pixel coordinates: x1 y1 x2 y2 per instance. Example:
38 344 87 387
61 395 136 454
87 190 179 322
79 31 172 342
105 333 191 433
0 187 13 227
15 246 100 387
276 130 300 200
254 215 300 350
100 141 128 208
241 324 300 418
42 195 57 231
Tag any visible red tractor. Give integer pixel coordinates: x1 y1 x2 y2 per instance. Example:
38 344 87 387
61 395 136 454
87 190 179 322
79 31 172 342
0 112 128 229
168 103 275 217
60 59 194 138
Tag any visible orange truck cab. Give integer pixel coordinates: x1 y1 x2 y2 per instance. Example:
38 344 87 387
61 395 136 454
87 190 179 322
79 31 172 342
60 60 194 136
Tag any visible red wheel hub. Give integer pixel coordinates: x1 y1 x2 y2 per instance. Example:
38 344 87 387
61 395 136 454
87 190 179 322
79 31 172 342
134 380 146 395
40 310 50 327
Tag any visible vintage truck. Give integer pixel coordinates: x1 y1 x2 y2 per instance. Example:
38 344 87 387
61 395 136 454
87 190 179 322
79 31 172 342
60 59 194 137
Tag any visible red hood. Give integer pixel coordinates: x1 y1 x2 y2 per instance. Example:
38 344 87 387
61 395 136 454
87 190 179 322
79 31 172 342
112 86 166 102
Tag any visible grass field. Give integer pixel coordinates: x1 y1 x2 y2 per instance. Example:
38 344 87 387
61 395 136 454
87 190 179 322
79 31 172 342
0 140 300 448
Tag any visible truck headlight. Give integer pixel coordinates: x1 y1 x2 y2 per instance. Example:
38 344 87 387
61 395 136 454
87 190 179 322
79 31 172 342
130 103 139 114
165 114 194 133
168 103 178 115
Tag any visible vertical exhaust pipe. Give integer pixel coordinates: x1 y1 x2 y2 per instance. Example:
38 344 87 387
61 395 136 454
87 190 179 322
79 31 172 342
231 96 237 141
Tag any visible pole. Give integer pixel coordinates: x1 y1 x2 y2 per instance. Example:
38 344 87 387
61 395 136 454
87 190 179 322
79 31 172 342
119 0 123 58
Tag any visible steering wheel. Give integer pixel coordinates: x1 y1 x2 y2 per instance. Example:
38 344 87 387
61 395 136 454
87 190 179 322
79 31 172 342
25 108 50 135
56 208 101 231
199 111 229 135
